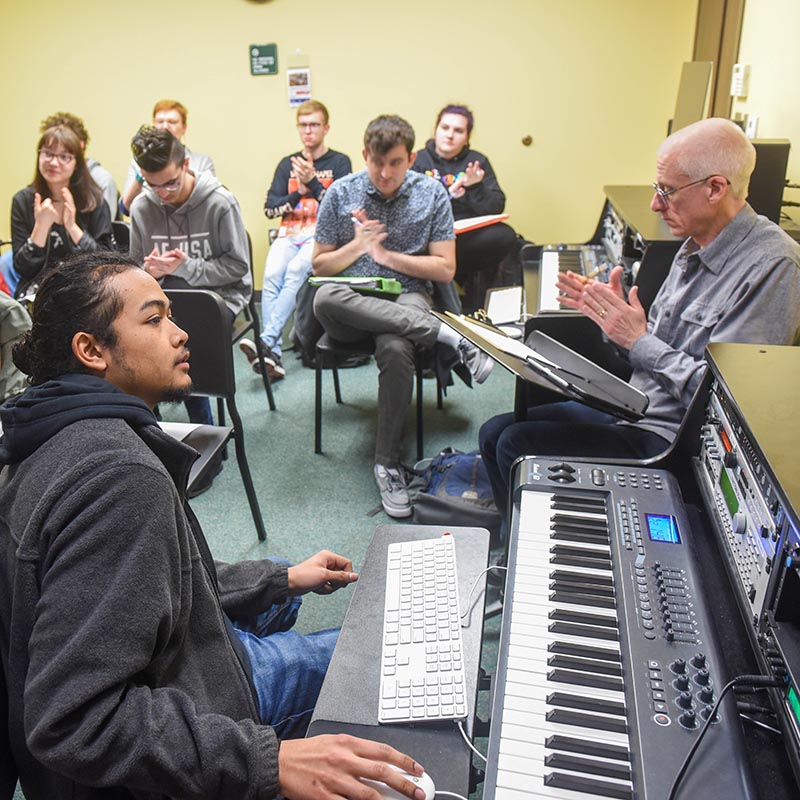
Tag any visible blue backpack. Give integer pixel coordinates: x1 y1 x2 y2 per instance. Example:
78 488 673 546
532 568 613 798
408 448 501 539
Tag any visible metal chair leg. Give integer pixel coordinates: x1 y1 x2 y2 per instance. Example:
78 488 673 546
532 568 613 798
227 400 266 542
251 333 276 411
332 364 342 404
315 348 323 454
415 348 424 461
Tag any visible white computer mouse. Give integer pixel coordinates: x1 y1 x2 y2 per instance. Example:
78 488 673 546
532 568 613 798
359 763 436 800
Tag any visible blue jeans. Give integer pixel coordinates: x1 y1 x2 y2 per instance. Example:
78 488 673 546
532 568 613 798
479 401 670 529
233 587 338 739
260 234 314 358
0 251 19 295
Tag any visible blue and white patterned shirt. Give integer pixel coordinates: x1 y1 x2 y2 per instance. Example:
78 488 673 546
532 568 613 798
314 169 455 294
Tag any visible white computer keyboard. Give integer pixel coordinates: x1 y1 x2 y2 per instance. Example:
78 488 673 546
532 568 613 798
378 533 467 724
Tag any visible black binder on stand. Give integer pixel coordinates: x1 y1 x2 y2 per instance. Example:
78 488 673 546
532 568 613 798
434 311 648 422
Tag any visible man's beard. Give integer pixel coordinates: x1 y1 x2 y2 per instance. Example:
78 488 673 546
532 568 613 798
160 381 194 404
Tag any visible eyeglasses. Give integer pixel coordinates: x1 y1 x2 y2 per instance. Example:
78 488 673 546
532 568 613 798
651 175 730 204
296 122 323 130
143 174 182 193
39 149 75 165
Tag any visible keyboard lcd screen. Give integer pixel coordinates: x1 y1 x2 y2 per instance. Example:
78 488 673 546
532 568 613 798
646 513 681 544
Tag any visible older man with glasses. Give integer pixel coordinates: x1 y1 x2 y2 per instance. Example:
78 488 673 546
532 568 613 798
479 117 800 533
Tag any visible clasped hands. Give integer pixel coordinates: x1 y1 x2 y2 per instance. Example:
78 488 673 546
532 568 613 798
144 246 187 278
555 265 647 350
33 187 82 244
351 208 390 264
449 160 485 199
291 154 316 196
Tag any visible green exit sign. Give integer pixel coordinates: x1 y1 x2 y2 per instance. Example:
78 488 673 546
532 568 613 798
250 44 278 76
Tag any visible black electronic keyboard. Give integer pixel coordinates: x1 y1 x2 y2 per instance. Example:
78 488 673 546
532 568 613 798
483 458 758 800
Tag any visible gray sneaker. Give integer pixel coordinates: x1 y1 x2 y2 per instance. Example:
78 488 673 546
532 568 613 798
374 464 412 518
457 338 493 384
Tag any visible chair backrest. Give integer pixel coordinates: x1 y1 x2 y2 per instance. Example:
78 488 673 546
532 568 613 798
112 220 130 253
164 289 236 399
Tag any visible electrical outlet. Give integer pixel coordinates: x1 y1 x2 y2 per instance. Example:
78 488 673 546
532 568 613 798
745 115 759 138
731 63 751 98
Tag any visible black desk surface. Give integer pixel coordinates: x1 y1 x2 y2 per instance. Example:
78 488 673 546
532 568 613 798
604 185 681 243
308 524 490 794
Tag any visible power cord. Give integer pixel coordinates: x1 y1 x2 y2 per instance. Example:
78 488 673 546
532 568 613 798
460 566 508 626
456 719 487 763
667 674 786 800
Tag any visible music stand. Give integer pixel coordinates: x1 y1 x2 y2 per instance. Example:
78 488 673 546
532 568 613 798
435 311 648 422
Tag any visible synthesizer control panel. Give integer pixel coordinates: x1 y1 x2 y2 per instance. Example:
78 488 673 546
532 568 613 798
695 387 784 625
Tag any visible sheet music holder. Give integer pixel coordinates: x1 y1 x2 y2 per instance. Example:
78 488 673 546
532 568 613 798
434 311 648 422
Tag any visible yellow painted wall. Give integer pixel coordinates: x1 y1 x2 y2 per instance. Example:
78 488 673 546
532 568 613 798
0 0 698 283
733 0 800 225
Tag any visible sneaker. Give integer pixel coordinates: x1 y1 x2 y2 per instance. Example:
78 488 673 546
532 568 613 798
457 338 493 384
239 339 286 380
374 464 412 518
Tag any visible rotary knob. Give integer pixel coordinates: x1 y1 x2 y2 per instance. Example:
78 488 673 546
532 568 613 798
675 674 690 692
676 690 694 709
679 709 697 729
692 652 707 669
695 668 711 686
672 658 687 674
699 685 715 704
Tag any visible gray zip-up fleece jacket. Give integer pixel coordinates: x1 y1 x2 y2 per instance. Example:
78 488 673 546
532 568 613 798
129 171 252 316
0 375 283 799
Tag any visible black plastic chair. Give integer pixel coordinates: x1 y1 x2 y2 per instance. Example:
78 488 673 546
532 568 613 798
314 334 443 461
165 288 267 542
111 220 130 253
230 232 276 411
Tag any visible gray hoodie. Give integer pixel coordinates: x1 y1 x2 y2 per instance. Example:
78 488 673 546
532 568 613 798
129 171 252 316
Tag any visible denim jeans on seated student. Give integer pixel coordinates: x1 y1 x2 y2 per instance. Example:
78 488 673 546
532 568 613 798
260 233 314 359
0 250 19 296
233 558 339 739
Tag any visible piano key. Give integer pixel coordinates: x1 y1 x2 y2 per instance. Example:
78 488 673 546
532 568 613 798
538 252 561 311
544 752 631 781
501 704 630 748
504 671 626 705
549 568 614 587
548 640 622 662
548 621 619 641
496 746 633 798
548 608 618 628
546 691 626 717
551 544 612 560
544 771 633 799
546 707 628 734
548 668 624 693
510 602 621 652
549 580 615 599
547 654 622 676
550 590 616 609
545 734 630 762
551 495 607 511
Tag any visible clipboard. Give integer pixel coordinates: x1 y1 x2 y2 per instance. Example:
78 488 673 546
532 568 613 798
453 214 509 234
434 311 648 422
308 275 402 299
